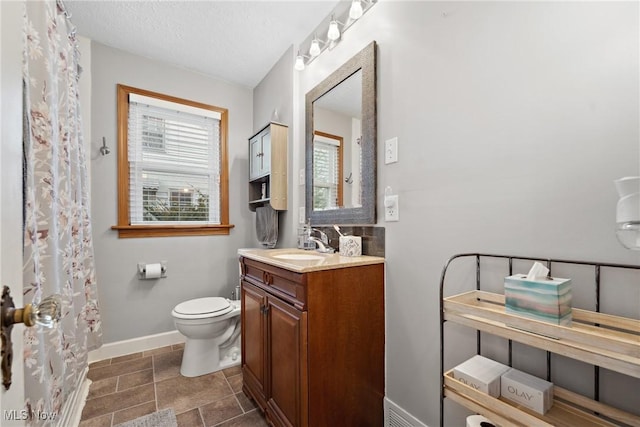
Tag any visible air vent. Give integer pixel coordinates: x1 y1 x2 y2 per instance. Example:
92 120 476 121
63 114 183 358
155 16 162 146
387 409 413 427
384 398 428 427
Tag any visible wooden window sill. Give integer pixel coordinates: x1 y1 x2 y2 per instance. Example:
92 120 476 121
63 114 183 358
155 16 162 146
111 224 234 238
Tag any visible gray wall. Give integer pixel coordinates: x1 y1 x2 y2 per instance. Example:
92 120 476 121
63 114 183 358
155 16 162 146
90 42 255 343
294 2 639 426
253 45 297 248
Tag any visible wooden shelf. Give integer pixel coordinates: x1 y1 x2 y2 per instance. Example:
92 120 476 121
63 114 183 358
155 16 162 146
444 370 640 427
439 254 640 427
444 291 640 379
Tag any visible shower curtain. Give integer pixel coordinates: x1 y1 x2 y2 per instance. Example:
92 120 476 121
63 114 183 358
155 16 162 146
22 0 102 424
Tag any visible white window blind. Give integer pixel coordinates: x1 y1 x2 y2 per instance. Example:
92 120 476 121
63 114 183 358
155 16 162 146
128 95 221 224
313 136 340 210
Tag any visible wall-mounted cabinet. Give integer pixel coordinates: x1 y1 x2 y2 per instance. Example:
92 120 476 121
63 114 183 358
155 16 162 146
249 122 287 211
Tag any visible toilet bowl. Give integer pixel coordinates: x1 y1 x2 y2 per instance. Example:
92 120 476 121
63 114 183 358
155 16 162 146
171 297 241 377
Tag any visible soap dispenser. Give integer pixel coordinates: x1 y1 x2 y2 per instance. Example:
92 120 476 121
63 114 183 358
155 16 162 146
297 218 314 249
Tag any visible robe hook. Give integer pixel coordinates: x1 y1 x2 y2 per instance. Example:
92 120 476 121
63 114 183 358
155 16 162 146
99 137 110 156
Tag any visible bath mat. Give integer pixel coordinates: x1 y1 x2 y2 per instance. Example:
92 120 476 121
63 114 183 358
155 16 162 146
114 408 177 427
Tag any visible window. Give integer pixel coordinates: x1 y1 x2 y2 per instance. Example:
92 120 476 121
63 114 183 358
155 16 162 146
313 131 343 210
113 84 233 237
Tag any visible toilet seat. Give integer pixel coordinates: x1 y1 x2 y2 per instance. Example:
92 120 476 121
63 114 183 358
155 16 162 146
173 297 233 319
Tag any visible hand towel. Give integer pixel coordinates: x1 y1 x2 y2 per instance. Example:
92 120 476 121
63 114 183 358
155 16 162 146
256 204 278 248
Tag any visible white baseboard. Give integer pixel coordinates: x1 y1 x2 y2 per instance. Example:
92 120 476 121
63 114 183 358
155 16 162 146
384 397 429 427
88 330 185 363
57 367 89 427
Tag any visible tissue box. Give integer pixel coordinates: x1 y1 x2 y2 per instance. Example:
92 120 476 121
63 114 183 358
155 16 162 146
452 355 511 397
501 368 553 414
504 274 572 326
339 236 362 257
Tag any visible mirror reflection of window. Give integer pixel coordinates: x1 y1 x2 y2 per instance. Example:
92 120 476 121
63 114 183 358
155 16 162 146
313 131 343 210
311 70 362 211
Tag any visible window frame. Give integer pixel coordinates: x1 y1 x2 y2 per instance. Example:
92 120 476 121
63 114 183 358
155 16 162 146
313 130 344 209
112 84 233 238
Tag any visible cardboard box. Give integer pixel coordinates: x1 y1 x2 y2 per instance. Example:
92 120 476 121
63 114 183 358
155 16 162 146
504 274 572 326
452 355 511 397
501 368 553 414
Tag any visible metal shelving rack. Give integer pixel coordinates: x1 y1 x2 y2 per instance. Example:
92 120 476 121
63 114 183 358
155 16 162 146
439 253 640 427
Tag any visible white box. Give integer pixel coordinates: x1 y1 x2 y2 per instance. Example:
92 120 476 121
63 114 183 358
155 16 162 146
339 236 362 257
452 355 511 397
501 368 553 414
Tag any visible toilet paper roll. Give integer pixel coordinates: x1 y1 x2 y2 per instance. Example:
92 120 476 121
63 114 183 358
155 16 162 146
144 263 163 279
466 415 495 427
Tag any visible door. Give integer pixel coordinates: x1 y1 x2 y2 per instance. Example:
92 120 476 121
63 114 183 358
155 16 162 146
249 127 272 181
260 129 271 176
1 2 27 425
241 281 268 409
266 296 308 427
249 136 262 180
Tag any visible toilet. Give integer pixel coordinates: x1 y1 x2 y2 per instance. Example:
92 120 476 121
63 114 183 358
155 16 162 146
171 297 241 377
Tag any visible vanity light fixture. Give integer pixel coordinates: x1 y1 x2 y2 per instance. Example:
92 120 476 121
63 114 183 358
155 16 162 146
349 0 364 20
327 15 341 41
295 0 377 72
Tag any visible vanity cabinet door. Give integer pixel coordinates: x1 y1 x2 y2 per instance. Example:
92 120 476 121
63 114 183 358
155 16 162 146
266 295 308 427
241 281 268 409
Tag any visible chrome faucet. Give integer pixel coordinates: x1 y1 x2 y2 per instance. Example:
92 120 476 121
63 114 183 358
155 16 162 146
309 237 334 253
310 229 334 253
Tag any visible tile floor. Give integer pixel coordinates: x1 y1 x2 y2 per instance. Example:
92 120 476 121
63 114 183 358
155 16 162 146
79 344 268 427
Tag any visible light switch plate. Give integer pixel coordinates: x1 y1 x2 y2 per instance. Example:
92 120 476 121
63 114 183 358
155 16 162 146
385 137 398 164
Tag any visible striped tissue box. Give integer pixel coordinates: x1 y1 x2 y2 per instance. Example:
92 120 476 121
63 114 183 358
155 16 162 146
504 274 572 326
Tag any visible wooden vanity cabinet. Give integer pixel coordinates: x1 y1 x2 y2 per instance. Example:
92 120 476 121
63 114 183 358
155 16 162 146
240 256 384 427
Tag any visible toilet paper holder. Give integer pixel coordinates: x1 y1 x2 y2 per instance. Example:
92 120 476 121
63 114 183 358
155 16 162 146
137 262 167 279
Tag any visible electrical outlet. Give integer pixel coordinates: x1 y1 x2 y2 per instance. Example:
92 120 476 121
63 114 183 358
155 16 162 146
385 195 399 221
299 207 306 224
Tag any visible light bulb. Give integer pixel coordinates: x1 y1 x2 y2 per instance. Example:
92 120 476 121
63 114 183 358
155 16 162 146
349 0 363 20
327 20 340 41
309 39 321 57
294 54 305 71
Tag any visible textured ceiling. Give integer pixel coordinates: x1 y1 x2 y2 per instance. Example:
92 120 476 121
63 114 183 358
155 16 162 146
65 0 340 88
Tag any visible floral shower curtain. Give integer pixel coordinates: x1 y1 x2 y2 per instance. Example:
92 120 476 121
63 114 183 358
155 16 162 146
22 0 102 424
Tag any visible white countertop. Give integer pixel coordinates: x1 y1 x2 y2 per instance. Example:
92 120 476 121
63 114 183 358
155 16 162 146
238 248 384 273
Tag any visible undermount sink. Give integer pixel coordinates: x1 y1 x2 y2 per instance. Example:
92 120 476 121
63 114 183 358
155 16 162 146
272 253 326 261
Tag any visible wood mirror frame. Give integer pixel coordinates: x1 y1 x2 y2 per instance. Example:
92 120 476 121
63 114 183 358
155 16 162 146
305 41 377 225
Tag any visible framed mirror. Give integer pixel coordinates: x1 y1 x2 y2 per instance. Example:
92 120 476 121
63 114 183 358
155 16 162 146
305 41 377 225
